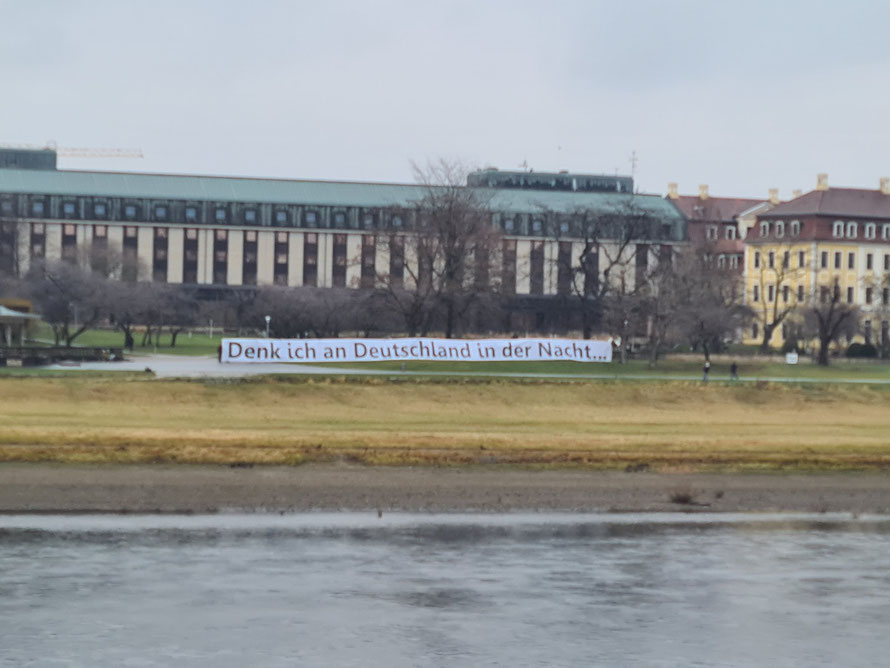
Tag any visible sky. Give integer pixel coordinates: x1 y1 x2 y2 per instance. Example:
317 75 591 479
3 0 890 199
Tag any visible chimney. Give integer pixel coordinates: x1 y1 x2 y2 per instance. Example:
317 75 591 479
881 177 890 195
816 173 829 191
698 184 709 200
768 188 780 205
791 189 802 200
667 182 679 199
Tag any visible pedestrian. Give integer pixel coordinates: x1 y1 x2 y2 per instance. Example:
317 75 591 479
730 361 739 381
702 360 710 382
217 343 222 363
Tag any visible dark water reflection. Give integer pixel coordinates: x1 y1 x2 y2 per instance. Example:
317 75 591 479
1 513 889 667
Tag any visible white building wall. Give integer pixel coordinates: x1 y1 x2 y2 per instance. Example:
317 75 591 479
227 230 244 286
197 229 213 284
515 239 531 295
256 231 275 285
345 233 362 289
167 228 184 284
375 237 389 288
16 222 30 276
544 240 558 295
317 233 333 288
44 223 62 261
287 232 304 287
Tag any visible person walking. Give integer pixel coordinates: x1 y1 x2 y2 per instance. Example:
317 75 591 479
702 360 711 382
730 361 739 381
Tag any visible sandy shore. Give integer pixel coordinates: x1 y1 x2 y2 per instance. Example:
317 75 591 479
1 464 889 514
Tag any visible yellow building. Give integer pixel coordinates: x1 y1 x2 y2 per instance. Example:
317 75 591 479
744 174 890 351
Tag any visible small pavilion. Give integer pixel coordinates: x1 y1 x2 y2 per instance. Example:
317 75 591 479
0 305 40 347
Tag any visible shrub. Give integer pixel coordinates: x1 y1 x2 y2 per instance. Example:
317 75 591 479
846 342 878 358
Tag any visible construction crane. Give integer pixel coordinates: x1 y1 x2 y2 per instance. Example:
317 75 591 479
0 142 143 159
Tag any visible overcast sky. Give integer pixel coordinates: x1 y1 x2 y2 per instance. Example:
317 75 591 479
4 0 889 199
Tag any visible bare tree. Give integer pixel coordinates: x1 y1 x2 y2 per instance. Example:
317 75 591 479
376 159 502 338
24 260 108 346
804 279 860 366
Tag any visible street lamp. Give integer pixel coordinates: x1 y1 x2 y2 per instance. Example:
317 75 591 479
264 315 271 339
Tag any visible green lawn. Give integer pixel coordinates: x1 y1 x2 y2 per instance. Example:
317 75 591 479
29 323 223 356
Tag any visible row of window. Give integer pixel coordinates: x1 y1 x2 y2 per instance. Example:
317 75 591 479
705 225 738 241
758 220 803 238
751 320 890 343
752 283 890 306
831 220 890 240
754 249 890 271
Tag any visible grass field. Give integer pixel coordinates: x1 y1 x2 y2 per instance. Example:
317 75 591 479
30 323 223 356
1 375 889 472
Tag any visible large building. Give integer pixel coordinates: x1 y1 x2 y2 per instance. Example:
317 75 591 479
0 151 685 313
744 174 890 350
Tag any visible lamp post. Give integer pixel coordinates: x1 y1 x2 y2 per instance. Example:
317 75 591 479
264 315 271 339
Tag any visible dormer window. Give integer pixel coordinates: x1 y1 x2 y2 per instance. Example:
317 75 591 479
63 202 76 217
334 212 346 226
185 207 198 222
883 224 890 240
846 221 858 238
362 214 374 229
865 222 876 239
790 220 800 236
275 210 288 225
304 210 318 225
759 221 769 237
725 226 736 240
244 209 257 223
124 205 136 219
32 201 45 216
775 221 785 238
215 208 227 222
832 221 844 238
504 218 515 232
707 225 718 240
94 203 107 218
392 215 403 228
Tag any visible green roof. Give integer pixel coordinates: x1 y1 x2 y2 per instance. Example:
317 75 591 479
0 168 684 221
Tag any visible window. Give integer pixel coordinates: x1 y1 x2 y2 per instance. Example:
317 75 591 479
125 226 137 238
783 251 790 269
154 227 166 239
155 206 167 220
504 218 514 232
215 230 227 241
884 288 890 306
559 221 569 234
532 219 543 233
767 285 775 302
707 225 718 240
798 251 806 267
0 200 13 214
276 231 287 243
865 223 876 239
864 321 872 345
94 203 107 218
821 251 828 269
883 224 890 240
64 224 76 236
847 287 854 303
782 285 789 303
775 221 785 238
244 209 256 223
790 220 800 236
215 208 227 222
32 201 45 215
848 252 855 269
866 287 873 304
846 222 858 238
392 215 403 228
63 202 76 216
754 251 761 269
768 251 775 269
752 322 759 339
245 230 257 242
834 252 841 269
275 210 288 225
185 207 198 222
361 214 374 229
186 228 198 241
759 222 769 237
867 254 873 270
32 223 45 234
334 212 346 226
752 285 759 302
725 226 736 240
797 285 804 301
717 255 726 269
305 210 317 225
886 254 890 271
124 205 136 219
94 225 107 238
730 255 739 269
832 221 844 238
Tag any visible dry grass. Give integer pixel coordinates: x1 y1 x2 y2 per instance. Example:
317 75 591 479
1 376 890 471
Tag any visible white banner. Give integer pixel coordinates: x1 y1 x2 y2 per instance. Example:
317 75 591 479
222 337 612 364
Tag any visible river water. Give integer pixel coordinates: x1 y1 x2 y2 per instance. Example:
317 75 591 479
2 513 889 667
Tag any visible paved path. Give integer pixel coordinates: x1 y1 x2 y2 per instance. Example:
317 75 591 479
42 353 890 385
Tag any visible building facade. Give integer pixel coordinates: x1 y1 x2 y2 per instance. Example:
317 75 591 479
0 153 686 312
744 174 890 350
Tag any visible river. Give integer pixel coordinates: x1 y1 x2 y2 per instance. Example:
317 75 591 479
2 513 888 667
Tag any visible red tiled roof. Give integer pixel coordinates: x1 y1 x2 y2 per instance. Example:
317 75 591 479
763 188 890 220
670 196 766 222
